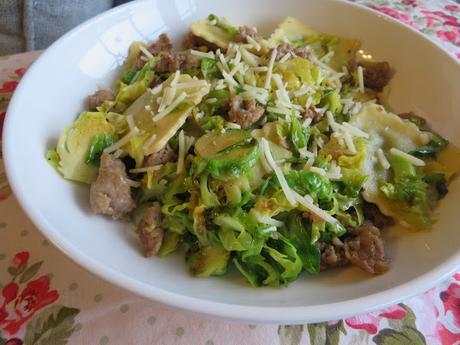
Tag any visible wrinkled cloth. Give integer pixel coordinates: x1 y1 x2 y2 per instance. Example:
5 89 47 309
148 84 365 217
0 0 132 55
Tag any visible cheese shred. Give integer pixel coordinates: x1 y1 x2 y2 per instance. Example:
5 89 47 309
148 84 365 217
390 148 426 166
261 138 296 206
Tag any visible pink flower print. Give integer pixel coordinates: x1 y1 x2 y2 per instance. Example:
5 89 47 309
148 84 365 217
371 6 414 26
345 314 380 334
436 30 460 45
378 305 407 319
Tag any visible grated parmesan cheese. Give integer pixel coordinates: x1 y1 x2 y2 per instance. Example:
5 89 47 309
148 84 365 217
171 70 181 87
264 48 277 89
341 122 369 138
246 36 261 51
158 86 176 113
150 84 163 95
376 148 391 170
309 167 327 176
302 117 312 128
266 106 292 116
310 54 336 74
218 51 230 72
221 70 238 92
104 127 139 153
240 46 260 67
279 52 291 63
357 66 365 93
343 131 357 154
294 85 314 98
175 80 209 90
190 49 215 59
143 133 157 151
390 148 426 166
258 141 273 173
152 92 187 122
138 45 154 59
291 190 337 224
320 50 334 63
252 66 268 72
225 122 241 129
272 74 291 106
250 209 284 227
261 138 296 206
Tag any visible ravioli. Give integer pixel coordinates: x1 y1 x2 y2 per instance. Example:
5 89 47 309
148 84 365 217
269 16 360 71
350 103 432 229
125 74 209 157
190 19 237 49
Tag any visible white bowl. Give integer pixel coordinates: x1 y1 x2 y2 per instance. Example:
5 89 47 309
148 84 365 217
4 0 460 323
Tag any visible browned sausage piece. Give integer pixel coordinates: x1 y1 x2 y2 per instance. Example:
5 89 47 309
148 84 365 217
359 61 392 92
148 33 172 55
363 203 394 229
87 90 113 110
135 33 173 69
183 32 219 52
136 203 164 257
344 223 389 274
235 25 262 43
154 50 200 73
319 241 349 271
228 95 265 129
267 44 310 61
90 153 136 220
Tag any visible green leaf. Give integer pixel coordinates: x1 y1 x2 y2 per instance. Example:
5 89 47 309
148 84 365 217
282 214 321 273
120 69 137 84
201 57 222 79
278 325 304 345
410 133 448 159
372 327 426 345
20 261 43 284
0 337 6 345
284 170 333 202
289 116 310 154
24 305 80 345
85 132 115 166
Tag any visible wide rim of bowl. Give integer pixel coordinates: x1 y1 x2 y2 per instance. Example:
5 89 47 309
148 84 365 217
3 0 460 323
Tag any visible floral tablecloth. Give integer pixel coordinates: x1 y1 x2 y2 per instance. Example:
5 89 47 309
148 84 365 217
1 1 460 344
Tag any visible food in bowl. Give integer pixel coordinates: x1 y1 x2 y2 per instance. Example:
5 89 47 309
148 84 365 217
46 15 459 287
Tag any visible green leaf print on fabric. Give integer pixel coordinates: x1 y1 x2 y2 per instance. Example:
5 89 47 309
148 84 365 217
372 327 426 345
278 325 304 345
307 323 327 345
373 305 426 345
19 261 43 284
23 305 80 345
326 321 347 345
307 321 347 345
